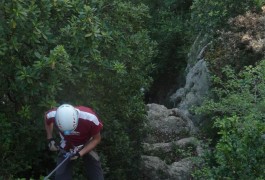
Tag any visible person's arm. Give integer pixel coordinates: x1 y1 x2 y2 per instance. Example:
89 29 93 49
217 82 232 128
44 119 54 139
44 116 59 151
79 132 101 157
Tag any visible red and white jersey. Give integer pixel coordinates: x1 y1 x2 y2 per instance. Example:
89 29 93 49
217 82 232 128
45 106 103 150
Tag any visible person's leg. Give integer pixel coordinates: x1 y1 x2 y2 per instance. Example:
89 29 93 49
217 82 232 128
55 153 74 180
83 151 104 180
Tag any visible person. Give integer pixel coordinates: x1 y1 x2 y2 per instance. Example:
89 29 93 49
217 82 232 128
44 104 104 180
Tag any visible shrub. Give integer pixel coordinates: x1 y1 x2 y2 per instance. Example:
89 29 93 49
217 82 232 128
205 10 265 77
191 0 263 34
194 60 265 179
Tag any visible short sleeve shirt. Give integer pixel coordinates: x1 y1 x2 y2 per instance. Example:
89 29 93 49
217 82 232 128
45 106 103 150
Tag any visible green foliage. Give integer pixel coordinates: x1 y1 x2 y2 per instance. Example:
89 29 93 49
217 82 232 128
0 0 155 179
140 0 193 104
194 61 265 179
213 116 265 178
191 0 262 34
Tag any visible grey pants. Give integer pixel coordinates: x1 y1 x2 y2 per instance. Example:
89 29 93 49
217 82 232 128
55 151 104 180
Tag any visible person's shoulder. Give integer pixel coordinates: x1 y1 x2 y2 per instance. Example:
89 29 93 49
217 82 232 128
45 107 57 114
75 106 94 113
45 107 57 119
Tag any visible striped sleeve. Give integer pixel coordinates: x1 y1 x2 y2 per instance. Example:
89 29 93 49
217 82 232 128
45 109 56 125
77 106 103 136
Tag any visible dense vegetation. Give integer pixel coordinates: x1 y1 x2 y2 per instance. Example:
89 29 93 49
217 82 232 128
143 0 193 104
1 0 265 179
194 62 265 179
191 0 261 34
0 0 155 179
191 1 265 179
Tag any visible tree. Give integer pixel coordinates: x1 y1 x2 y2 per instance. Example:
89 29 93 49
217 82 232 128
0 0 155 179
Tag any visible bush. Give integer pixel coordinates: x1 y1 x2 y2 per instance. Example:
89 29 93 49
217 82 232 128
194 60 265 179
191 0 263 34
205 10 265 77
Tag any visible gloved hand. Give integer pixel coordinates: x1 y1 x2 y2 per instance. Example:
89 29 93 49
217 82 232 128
48 138 59 151
70 152 80 160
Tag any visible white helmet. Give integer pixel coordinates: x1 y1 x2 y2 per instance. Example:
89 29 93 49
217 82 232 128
55 104 79 135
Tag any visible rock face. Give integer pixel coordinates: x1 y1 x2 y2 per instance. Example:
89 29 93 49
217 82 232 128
144 104 197 144
141 27 210 180
169 34 211 125
170 59 210 122
142 104 202 180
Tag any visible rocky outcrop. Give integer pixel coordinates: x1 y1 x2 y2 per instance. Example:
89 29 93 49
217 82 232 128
142 104 202 180
170 59 210 112
144 104 197 144
169 34 211 125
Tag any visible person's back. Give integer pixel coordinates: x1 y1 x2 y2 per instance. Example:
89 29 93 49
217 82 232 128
44 104 104 180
